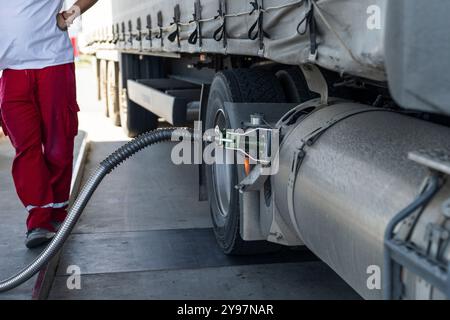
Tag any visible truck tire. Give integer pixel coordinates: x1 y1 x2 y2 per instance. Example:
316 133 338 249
205 69 285 255
107 61 121 126
276 67 318 103
99 59 109 117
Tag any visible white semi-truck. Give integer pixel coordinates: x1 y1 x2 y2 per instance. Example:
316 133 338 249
79 0 450 300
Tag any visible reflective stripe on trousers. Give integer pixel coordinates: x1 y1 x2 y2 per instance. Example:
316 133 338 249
26 201 70 212
0 63 78 231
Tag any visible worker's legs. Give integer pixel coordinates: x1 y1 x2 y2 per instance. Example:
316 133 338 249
0 64 78 231
0 69 55 231
36 63 79 224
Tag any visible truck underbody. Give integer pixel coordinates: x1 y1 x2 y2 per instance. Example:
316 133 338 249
79 0 450 300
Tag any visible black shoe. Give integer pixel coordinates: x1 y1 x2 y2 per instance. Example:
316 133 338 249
25 228 55 249
51 221 63 232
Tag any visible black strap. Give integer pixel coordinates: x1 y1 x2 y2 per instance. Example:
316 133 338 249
127 20 133 44
112 24 120 44
157 27 163 43
167 24 179 43
156 11 164 47
188 0 202 46
168 5 181 47
136 18 142 42
248 0 269 49
120 22 126 42
213 0 227 48
297 0 317 57
146 15 152 47
188 26 198 45
213 19 225 42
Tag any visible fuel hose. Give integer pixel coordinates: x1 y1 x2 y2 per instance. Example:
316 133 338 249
0 128 193 292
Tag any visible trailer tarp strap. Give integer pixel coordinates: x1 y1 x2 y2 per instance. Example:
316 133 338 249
156 11 164 47
297 0 317 60
188 0 203 46
146 14 153 47
128 20 133 44
112 24 119 44
213 0 227 48
248 0 269 50
168 5 181 47
120 22 126 43
136 17 142 42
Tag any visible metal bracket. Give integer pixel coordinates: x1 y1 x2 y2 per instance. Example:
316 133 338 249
286 147 306 238
214 127 279 167
425 223 450 261
205 113 281 193
235 164 269 193
299 64 328 106
384 149 450 300
409 149 450 176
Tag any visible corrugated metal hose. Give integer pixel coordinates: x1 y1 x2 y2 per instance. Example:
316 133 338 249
0 128 193 292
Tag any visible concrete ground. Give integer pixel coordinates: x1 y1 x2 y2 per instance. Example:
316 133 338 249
47 64 360 300
0 136 41 299
0 131 86 300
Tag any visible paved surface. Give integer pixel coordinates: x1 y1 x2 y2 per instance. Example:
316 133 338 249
0 60 103 300
49 141 359 300
0 136 40 299
0 132 86 300
51 262 356 300
47 64 361 300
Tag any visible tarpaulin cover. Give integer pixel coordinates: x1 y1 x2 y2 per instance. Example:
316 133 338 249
385 0 450 115
82 0 387 81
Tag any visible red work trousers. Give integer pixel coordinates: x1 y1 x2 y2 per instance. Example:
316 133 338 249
0 63 79 231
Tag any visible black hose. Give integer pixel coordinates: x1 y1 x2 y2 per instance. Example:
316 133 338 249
0 128 192 292
383 174 442 299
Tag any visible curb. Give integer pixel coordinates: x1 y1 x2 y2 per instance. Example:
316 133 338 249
31 131 90 300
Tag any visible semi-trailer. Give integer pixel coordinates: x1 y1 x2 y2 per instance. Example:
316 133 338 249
79 0 450 300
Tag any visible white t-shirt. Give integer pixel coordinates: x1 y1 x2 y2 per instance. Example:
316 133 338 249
0 0 74 71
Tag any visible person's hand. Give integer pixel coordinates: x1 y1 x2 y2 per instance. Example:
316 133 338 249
56 5 81 31
56 12 68 31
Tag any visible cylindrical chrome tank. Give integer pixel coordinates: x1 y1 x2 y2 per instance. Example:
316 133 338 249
273 102 450 299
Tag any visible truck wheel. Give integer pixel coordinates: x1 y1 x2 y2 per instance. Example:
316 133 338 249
276 67 318 103
107 61 121 126
119 91 159 138
99 59 109 117
205 69 285 255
